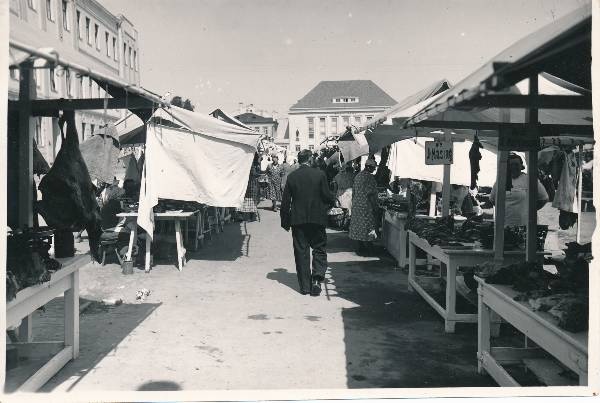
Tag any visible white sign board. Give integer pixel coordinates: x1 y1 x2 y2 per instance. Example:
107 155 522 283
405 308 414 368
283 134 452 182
425 141 453 165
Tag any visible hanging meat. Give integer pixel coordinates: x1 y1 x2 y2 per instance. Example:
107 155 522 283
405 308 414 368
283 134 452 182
38 111 102 261
468 135 482 189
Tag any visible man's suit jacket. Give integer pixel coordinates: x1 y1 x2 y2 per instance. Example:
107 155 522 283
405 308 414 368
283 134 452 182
280 164 335 229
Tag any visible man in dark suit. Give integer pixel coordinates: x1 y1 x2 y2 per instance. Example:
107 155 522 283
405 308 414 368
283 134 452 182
280 149 335 296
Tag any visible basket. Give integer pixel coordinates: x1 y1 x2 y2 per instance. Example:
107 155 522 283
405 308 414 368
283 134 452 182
327 208 347 229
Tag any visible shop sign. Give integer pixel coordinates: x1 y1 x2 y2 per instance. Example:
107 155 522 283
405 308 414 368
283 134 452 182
425 141 453 165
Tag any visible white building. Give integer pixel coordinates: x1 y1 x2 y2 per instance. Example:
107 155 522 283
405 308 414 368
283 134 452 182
8 0 141 163
288 80 397 152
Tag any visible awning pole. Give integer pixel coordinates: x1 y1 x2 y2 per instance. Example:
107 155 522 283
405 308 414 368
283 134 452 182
526 75 539 262
17 61 35 228
494 108 510 264
576 143 584 243
441 131 451 217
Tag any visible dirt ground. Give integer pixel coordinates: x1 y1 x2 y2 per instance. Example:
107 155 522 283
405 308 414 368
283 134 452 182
6 202 593 393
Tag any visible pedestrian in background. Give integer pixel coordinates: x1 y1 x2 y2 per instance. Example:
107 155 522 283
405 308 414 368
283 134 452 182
280 149 335 296
266 154 284 211
349 158 379 255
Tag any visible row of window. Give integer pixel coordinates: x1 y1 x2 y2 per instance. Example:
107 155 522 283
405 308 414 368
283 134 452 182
305 115 373 139
253 126 271 135
332 97 359 103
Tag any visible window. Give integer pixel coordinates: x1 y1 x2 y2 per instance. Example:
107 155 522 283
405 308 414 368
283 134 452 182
128 47 132 68
9 68 17 81
94 24 99 49
88 79 93 97
319 117 326 138
35 68 41 88
295 129 299 140
90 124 95 135
76 10 82 38
50 68 56 92
81 122 86 138
254 127 260 132
332 97 359 104
133 50 137 70
307 117 314 139
85 17 90 44
366 115 373 120
105 32 110 57
354 115 362 126
61 0 69 31
65 69 71 97
330 116 338 134
342 116 350 128
78 76 83 97
28 0 37 10
295 145 301 152
263 127 269 135
123 44 127 65
35 118 43 145
46 0 54 21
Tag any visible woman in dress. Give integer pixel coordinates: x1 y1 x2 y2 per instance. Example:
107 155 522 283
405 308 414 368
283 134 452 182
266 154 284 211
349 159 379 255
237 154 261 221
332 162 356 227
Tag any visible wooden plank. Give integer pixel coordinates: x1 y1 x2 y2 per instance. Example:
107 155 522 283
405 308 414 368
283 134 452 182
20 96 157 115
523 358 577 386
17 347 73 392
64 270 79 359
8 342 65 359
459 94 592 110
408 277 447 318
480 351 521 387
18 314 32 343
478 289 491 374
442 163 451 217
412 120 593 136
491 347 546 364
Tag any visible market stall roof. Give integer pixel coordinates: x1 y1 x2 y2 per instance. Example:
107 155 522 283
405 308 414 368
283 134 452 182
118 105 261 148
210 108 253 130
404 4 592 136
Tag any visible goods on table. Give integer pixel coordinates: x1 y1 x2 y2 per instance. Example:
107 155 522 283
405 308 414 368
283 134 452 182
475 242 591 332
37 111 102 261
379 194 409 212
405 215 456 245
153 199 202 213
6 227 63 301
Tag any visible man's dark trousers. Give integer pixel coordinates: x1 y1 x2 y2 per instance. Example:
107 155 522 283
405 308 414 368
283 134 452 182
292 223 327 293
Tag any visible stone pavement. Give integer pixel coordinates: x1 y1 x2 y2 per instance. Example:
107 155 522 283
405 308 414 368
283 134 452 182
16 201 497 392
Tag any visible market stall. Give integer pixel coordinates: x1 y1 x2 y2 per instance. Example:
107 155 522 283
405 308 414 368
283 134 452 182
117 105 261 271
5 39 169 391
401 4 592 385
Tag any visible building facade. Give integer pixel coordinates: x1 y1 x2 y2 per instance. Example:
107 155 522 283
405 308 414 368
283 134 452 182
288 80 397 152
235 111 278 139
8 0 140 163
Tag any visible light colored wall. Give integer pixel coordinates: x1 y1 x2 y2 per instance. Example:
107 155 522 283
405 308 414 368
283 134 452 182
9 0 141 164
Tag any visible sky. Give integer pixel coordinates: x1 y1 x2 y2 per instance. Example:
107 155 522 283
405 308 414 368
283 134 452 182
100 0 588 116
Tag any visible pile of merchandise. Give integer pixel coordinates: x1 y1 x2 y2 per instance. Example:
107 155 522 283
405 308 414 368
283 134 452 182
153 199 203 213
405 215 456 246
474 242 590 333
378 194 409 212
6 227 62 301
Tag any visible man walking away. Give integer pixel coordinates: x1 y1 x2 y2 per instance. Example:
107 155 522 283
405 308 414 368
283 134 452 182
280 149 335 296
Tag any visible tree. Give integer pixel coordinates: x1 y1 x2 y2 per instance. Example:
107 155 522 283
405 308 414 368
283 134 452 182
170 96 195 111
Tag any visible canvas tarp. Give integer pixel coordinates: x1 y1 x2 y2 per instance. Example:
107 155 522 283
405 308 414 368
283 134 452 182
79 125 121 184
137 106 260 240
388 138 501 187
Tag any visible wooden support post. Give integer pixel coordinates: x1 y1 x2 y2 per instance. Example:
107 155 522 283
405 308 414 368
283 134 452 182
494 150 508 264
429 185 437 217
576 144 583 243
442 164 451 217
526 75 539 262
17 61 35 228
64 270 79 359
18 314 33 342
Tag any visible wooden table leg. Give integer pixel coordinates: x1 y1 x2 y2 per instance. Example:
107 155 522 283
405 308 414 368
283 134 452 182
145 235 152 273
477 286 491 374
64 270 79 359
174 220 184 271
408 240 416 291
445 261 457 333
399 228 407 268
194 212 201 251
125 223 138 261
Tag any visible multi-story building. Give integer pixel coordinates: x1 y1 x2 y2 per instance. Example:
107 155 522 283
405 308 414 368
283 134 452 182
8 0 141 163
288 80 397 152
273 117 289 151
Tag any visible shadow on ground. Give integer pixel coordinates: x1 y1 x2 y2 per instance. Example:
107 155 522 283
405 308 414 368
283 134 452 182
137 380 182 391
35 299 161 392
266 267 301 294
185 220 247 262
325 238 496 388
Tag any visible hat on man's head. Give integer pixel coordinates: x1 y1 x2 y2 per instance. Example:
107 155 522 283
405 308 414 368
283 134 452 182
365 159 377 167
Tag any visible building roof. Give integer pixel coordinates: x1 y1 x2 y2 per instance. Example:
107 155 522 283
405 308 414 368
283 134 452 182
235 112 276 124
289 80 397 111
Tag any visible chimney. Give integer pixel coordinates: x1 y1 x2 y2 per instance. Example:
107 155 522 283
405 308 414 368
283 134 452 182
247 103 254 113
238 102 244 114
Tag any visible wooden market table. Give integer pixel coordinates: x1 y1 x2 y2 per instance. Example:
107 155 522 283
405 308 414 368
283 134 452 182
407 230 547 333
117 210 199 272
5 253 88 392
476 277 588 386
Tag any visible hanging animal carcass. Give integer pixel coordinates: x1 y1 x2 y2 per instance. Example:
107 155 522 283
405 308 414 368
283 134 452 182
38 111 102 261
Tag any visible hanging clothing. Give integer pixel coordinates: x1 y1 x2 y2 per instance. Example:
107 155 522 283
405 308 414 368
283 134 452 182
552 151 578 213
349 170 378 241
469 136 482 189
333 170 355 214
266 163 284 201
